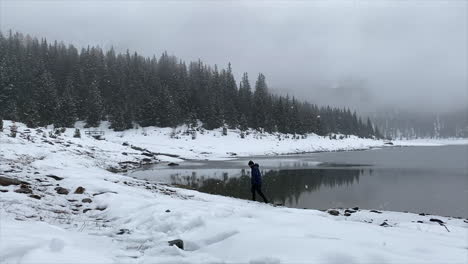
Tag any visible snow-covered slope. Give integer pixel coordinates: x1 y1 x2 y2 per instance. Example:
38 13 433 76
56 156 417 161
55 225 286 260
1 120 467 263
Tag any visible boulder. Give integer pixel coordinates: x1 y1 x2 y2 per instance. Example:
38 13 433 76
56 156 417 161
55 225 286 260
344 213 351 217
168 239 184 250
82 198 92 203
130 145 145 151
380 222 390 227
370 210 382 214
46 175 64 181
83 208 92 213
95 206 107 211
345 209 356 214
55 187 69 195
29 194 41 200
74 186 85 194
15 185 33 194
165 209 171 213
429 218 444 225
0 176 27 186
327 210 340 216
117 229 130 235
168 162 179 166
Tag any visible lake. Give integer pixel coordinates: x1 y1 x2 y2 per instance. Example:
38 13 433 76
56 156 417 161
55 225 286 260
130 145 468 218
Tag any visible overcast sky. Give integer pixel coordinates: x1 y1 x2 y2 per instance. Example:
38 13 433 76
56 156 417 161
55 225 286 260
1 0 466 113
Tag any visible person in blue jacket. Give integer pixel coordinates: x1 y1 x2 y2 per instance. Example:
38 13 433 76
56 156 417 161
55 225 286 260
248 160 268 203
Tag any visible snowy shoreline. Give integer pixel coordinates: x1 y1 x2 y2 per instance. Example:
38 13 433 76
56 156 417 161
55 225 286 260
1 120 467 263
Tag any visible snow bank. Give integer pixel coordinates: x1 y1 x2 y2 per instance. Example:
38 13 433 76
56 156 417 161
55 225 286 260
1 120 467 263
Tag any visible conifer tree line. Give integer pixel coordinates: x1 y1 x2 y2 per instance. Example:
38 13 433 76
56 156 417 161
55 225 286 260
0 31 382 138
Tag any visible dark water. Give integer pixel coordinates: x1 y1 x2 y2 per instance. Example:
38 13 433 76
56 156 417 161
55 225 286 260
130 145 468 217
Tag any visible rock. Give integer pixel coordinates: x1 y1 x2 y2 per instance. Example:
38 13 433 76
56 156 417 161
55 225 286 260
74 186 85 194
345 209 356 214
83 208 92 213
67 199 78 202
82 198 92 203
142 158 152 162
122 142 129 146
93 191 117 196
419 213 427 216
141 152 154 157
344 213 351 217
417 220 423 223
0 176 27 186
165 209 171 213
380 222 390 227
122 152 128 156
29 194 41 200
46 174 64 181
168 239 184 250
327 210 340 216
107 167 120 173
370 210 382 214
95 206 107 211
130 145 145 151
15 186 32 194
55 187 69 195
0 189 8 192
430 218 444 225
168 162 179 166
352 207 359 211
117 229 130 235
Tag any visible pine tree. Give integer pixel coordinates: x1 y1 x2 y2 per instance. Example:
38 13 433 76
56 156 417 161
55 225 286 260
136 96 157 127
238 72 253 127
55 78 77 127
239 114 248 131
109 105 128 131
222 63 238 128
85 80 103 127
366 118 375 138
21 99 40 128
253 73 269 130
34 70 58 126
0 58 18 120
157 85 178 127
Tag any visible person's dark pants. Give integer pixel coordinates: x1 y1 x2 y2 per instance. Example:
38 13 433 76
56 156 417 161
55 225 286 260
251 184 268 203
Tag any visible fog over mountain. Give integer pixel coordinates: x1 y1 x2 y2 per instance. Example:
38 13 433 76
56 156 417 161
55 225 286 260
1 0 466 113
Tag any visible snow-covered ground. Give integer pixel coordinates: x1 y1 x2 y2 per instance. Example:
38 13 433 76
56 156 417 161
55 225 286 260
1 120 467 263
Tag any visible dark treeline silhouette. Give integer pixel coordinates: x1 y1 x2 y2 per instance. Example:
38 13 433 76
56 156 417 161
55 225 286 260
0 31 381 138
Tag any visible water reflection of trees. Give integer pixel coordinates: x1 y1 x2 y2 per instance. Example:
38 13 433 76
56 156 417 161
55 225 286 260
170 169 363 206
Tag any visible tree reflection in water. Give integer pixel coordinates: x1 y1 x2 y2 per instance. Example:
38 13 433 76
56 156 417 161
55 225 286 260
169 168 366 207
